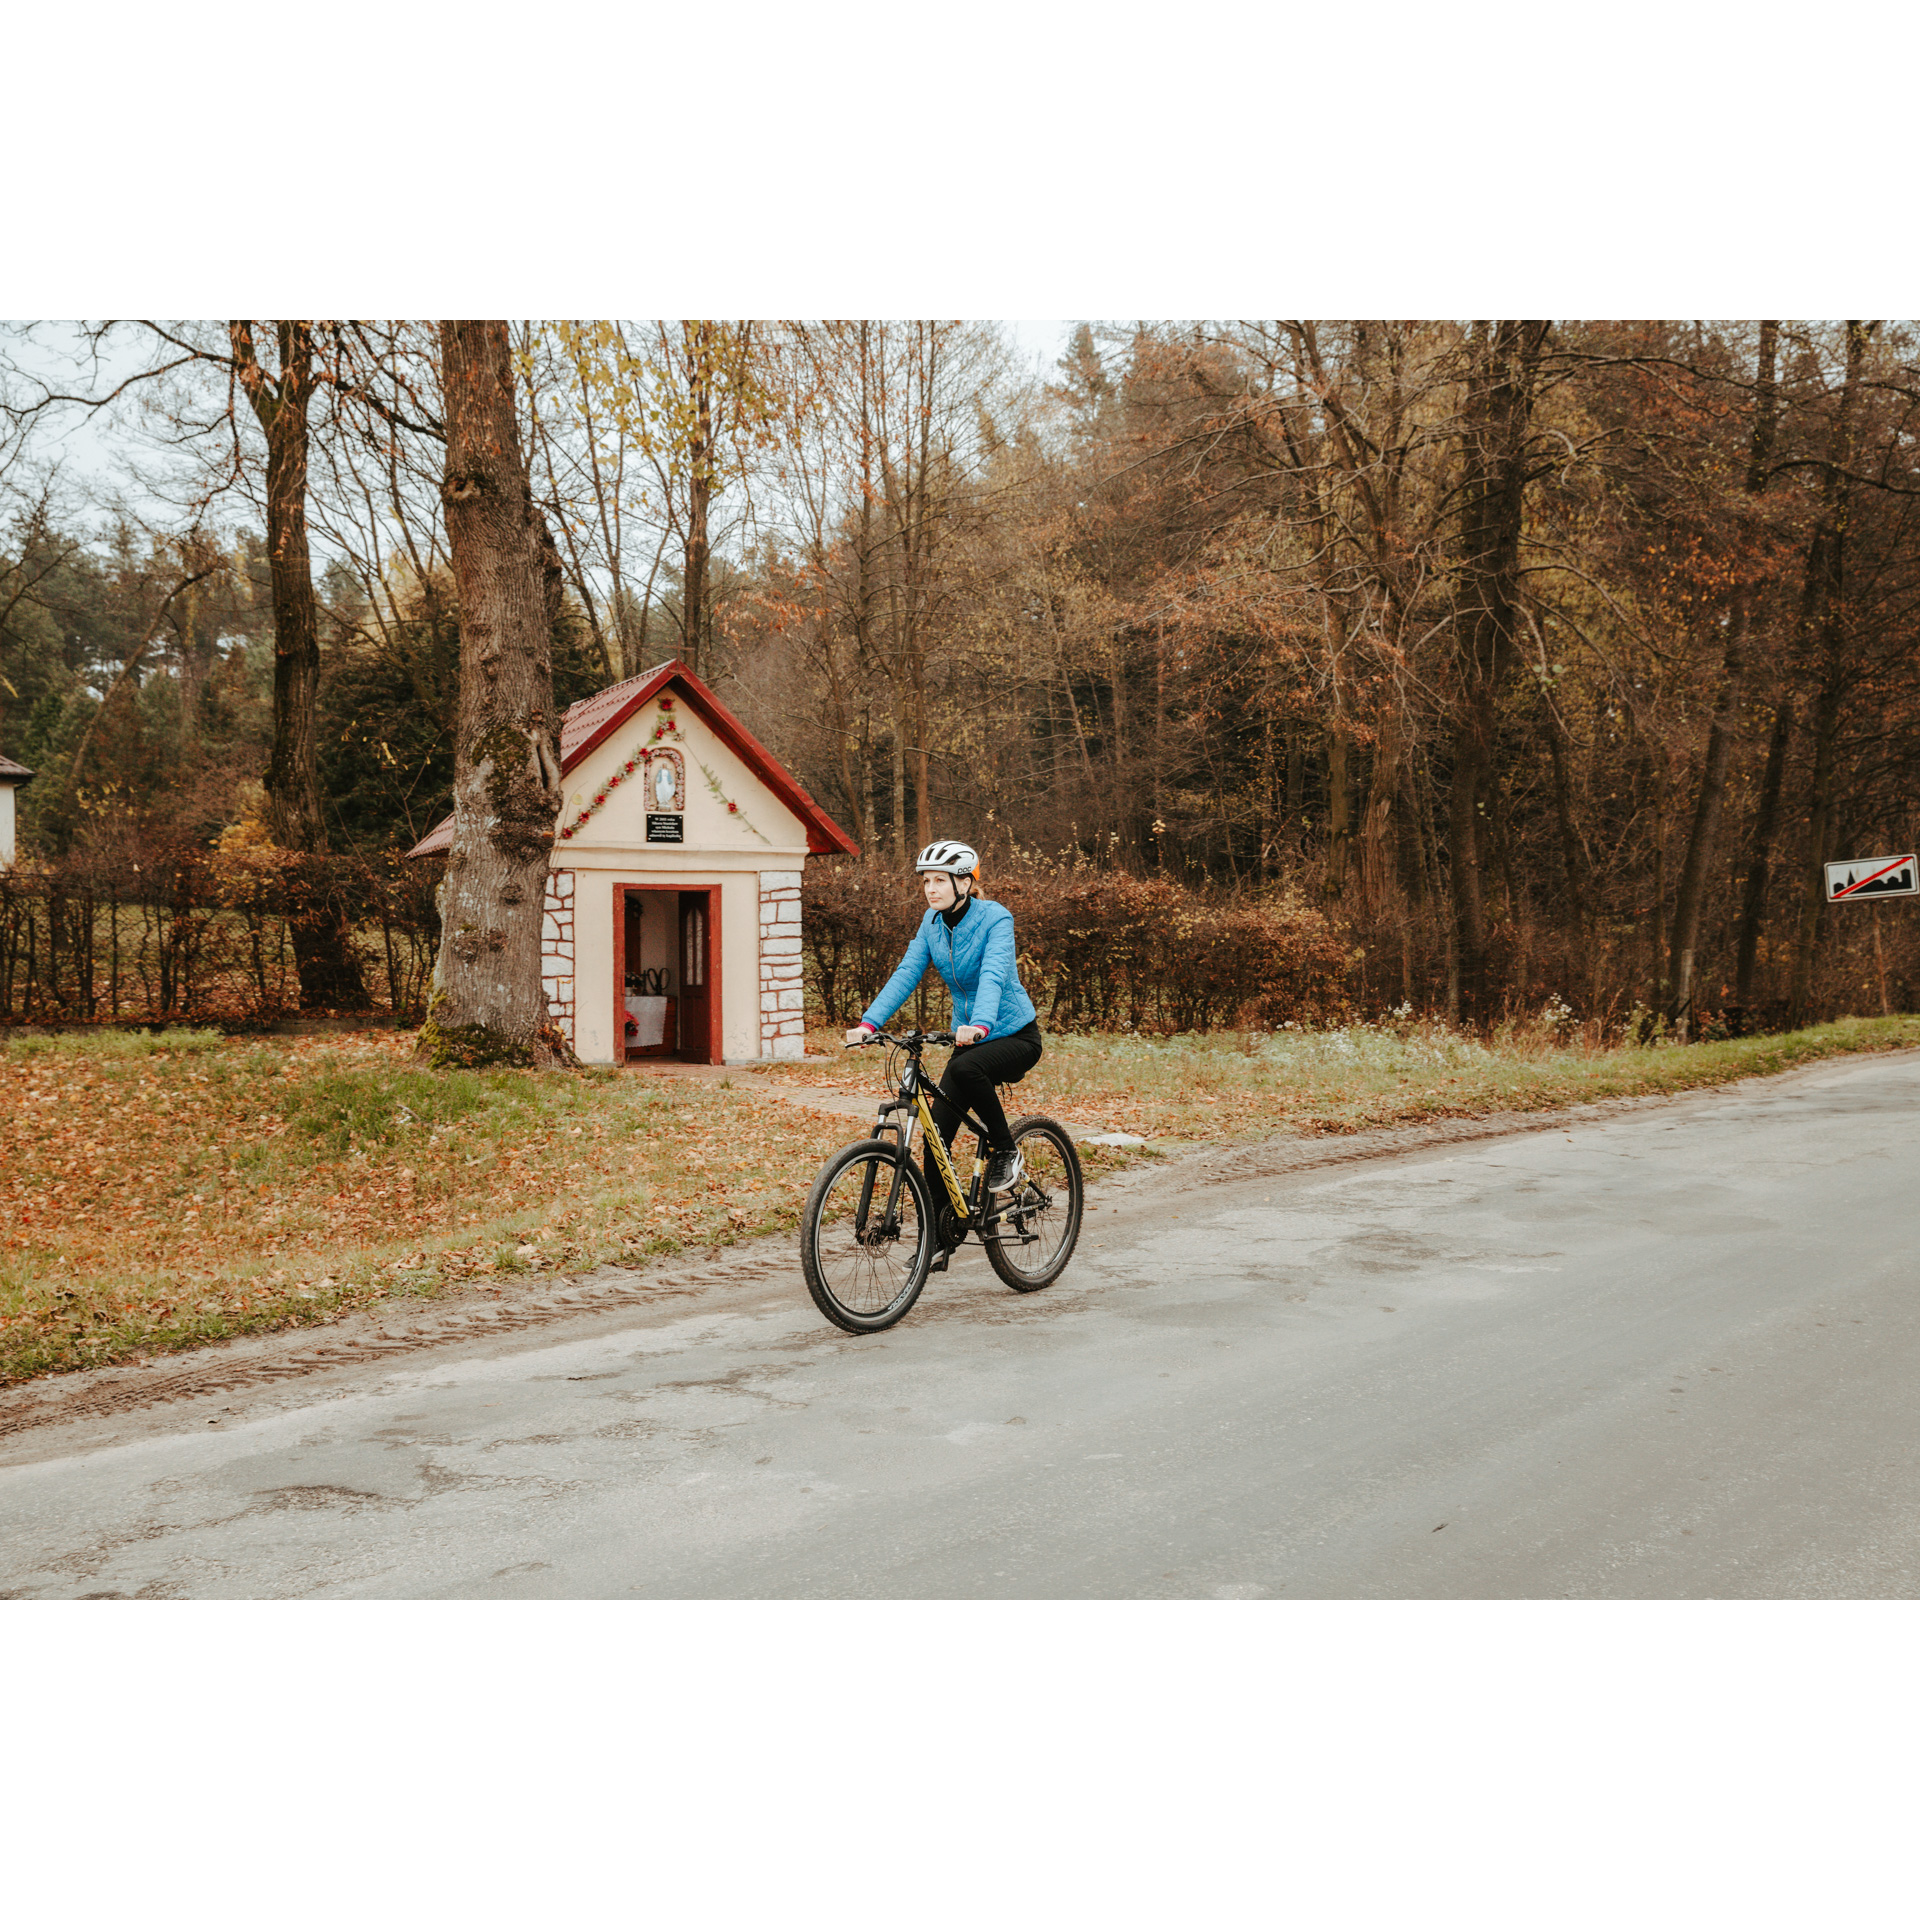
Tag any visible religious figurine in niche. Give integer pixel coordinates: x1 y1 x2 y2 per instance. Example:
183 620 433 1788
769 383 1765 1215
648 748 685 812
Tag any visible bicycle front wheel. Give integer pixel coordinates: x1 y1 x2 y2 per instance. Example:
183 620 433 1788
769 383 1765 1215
983 1117 1084 1292
801 1142 936 1333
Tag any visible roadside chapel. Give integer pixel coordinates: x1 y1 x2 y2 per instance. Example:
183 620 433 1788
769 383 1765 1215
408 662 856 1066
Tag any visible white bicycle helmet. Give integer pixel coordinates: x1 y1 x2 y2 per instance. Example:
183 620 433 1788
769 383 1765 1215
915 839 979 876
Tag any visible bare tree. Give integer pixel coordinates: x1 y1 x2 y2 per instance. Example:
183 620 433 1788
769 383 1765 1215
1786 321 1875 1025
1666 321 1779 1035
519 322 663 679
0 319 394 1004
1446 321 1552 1022
540 321 777 683
426 321 567 1068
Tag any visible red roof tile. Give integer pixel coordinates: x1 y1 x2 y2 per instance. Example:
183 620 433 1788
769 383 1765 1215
406 661 857 860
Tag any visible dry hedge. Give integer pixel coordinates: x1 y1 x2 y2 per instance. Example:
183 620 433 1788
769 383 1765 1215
0 838 439 1027
802 861 1354 1034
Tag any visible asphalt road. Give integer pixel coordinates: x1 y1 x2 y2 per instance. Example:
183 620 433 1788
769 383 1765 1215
5 1051 1918 1599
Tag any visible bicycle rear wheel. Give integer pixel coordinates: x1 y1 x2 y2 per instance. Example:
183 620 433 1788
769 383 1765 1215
983 1117 1083 1292
801 1141 936 1332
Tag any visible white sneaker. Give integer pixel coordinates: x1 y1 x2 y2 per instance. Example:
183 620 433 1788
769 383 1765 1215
986 1147 1024 1192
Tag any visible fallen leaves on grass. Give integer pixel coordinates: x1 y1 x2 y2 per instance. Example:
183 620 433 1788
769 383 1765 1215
0 1029 850 1384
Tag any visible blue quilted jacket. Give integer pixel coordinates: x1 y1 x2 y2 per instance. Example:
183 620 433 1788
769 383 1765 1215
860 898 1039 1038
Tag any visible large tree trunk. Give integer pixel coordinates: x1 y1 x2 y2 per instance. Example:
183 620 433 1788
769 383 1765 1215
1358 691 1403 912
1397 749 1434 909
232 319 370 1011
1667 322 1780 1037
428 320 567 1069
1789 673 1846 1025
1323 721 1352 906
1665 659 1740 1035
889 694 909 859
1787 321 1871 1027
1447 321 1551 1023
1645 744 1667 1012
247 321 324 852
912 727 932 855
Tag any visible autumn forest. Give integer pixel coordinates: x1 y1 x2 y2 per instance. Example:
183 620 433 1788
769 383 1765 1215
3 319 1917 1043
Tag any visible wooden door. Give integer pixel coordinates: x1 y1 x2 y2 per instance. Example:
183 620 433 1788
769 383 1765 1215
677 890 717 1064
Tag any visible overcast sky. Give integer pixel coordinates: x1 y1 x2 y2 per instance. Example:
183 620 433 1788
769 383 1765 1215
8 319 1082 537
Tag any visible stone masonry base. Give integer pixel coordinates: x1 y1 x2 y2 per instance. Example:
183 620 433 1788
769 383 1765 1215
758 869 804 1060
541 868 575 1047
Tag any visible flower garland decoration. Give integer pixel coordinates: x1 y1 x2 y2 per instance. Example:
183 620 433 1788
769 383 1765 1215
699 759 770 844
557 754 643 841
556 702 683 842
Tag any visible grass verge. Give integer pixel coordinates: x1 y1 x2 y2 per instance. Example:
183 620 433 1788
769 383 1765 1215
5 1013 1916 1386
1 1030 853 1386
763 1013 1920 1143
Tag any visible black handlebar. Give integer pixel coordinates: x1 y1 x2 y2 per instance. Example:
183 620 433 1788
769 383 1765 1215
845 1028 955 1050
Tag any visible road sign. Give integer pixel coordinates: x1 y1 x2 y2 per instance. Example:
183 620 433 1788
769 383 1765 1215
1825 854 1917 901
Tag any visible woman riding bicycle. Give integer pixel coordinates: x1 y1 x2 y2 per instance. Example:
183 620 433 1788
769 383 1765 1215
844 840 1042 1197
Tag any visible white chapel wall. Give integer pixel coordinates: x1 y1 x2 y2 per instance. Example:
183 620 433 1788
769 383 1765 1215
567 865 762 1064
536 694 819 1066
561 697 810 865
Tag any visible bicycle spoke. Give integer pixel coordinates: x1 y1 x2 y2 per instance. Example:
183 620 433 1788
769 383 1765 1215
810 1150 927 1320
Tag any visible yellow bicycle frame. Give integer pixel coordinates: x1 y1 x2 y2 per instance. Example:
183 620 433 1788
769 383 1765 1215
912 1086 978 1216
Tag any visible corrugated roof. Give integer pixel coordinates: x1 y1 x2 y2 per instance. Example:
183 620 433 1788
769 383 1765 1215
405 660 858 860
409 813 454 857
0 753 35 784
558 669 659 764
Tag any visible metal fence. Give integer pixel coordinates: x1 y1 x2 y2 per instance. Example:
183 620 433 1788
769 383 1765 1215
0 845 440 1026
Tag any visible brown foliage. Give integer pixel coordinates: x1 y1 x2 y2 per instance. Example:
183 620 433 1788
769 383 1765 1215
802 859 1352 1034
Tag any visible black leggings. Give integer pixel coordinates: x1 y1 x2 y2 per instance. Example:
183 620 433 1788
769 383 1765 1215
924 1021 1043 1192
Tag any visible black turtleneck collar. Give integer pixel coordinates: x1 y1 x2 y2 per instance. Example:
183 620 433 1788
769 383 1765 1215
939 891 973 930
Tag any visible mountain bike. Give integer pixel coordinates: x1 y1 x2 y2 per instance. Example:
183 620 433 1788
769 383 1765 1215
799 1028 1084 1333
